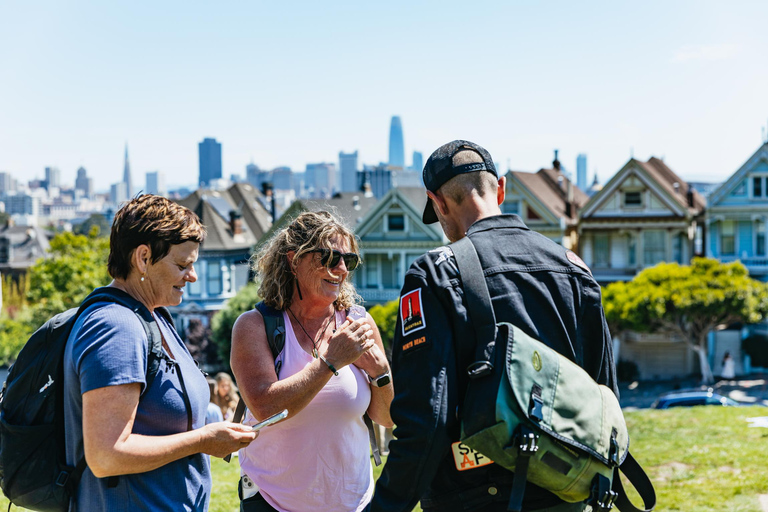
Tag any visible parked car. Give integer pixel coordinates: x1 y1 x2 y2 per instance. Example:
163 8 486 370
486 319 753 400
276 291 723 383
652 390 741 409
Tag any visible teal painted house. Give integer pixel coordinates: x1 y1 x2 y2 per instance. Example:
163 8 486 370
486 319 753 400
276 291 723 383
706 142 768 281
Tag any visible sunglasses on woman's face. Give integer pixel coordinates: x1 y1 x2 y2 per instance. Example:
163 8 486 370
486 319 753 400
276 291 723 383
311 249 360 271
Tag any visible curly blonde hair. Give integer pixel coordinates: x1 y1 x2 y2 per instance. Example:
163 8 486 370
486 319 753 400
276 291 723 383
253 211 361 311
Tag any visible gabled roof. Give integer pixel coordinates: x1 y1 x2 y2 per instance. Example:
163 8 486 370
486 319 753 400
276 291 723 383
709 142 768 206
581 157 705 219
507 167 588 223
0 225 51 269
254 192 379 250
176 183 272 252
635 157 705 211
300 192 380 229
355 186 443 240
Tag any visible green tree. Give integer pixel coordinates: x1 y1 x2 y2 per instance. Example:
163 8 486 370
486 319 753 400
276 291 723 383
26 228 111 326
603 257 768 384
369 299 399 356
73 213 110 237
210 283 261 370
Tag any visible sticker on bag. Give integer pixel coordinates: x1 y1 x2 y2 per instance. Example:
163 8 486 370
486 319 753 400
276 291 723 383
451 442 494 471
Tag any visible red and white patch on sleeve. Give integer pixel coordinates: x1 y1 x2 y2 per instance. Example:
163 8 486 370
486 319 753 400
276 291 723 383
400 288 426 336
566 250 591 274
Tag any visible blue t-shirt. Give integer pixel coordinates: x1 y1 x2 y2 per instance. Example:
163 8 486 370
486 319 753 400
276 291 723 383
63 303 211 512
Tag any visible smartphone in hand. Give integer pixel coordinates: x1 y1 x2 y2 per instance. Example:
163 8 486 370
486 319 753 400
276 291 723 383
252 409 288 432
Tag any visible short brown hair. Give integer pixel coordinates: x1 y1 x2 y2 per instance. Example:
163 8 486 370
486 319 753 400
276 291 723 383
254 210 360 311
108 195 206 280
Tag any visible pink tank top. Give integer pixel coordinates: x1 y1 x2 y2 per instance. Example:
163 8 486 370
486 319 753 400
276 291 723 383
239 308 373 512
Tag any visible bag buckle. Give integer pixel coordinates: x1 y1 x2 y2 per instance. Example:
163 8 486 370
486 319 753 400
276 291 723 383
466 361 494 379
55 471 69 487
589 474 617 511
515 426 539 455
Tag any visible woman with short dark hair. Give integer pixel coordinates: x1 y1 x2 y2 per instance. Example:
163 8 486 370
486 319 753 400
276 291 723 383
232 211 393 512
63 194 256 511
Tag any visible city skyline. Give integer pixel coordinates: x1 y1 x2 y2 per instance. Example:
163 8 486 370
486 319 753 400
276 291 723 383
1 2 768 191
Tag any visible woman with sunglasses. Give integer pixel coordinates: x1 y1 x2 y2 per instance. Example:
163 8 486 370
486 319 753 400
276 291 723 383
231 211 393 512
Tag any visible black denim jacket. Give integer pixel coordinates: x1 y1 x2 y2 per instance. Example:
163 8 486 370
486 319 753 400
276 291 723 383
371 215 618 512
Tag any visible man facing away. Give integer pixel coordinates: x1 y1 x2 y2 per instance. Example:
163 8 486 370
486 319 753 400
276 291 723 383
371 140 617 512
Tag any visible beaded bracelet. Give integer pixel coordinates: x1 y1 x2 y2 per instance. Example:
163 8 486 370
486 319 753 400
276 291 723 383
319 355 339 376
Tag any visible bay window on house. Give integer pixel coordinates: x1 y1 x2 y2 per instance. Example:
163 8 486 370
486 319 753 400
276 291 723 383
593 234 610 267
627 234 636 267
643 230 666 266
757 219 766 256
208 260 222 295
721 221 735 256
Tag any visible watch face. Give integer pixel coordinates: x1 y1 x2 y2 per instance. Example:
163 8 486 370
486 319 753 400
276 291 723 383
374 374 391 387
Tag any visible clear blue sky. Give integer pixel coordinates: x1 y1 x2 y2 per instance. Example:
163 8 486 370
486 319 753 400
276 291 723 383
2 1 767 191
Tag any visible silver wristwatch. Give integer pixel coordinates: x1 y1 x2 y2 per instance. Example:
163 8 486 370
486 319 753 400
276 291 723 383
369 371 391 387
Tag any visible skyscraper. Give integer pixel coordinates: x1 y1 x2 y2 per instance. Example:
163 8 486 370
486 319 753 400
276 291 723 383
146 171 166 196
45 166 61 190
123 144 133 198
75 166 93 198
305 163 337 197
339 151 359 192
388 116 405 168
198 138 222 187
576 154 587 191
412 151 423 173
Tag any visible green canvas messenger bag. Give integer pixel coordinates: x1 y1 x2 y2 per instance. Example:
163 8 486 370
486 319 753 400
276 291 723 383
450 236 656 512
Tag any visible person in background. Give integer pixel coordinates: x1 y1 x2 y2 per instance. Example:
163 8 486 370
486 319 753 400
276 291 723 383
372 141 617 512
206 378 224 424
63 194 256 512
721 351 736 381
231 211 393 512
214 372 239 421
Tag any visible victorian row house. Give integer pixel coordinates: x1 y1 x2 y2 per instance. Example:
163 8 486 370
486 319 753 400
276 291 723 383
172 182 273 335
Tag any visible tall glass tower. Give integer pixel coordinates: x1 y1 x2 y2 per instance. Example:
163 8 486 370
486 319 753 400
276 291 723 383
198 138 222 187
388 116 405 168
576 154 587 191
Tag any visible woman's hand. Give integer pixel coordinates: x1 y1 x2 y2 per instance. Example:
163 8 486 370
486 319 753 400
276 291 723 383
199 422 258 458
322 318 375 369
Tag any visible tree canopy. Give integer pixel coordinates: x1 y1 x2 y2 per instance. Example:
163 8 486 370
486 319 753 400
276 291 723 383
26 228 111 326
210 282 261 370
602 257 768 383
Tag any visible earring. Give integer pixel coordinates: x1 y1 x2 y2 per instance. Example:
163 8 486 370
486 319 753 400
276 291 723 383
141 274 146 282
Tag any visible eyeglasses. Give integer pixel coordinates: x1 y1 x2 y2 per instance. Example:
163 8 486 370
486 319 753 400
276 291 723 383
311 249 360 271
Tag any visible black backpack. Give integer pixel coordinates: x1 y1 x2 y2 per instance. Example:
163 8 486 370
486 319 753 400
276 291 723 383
0 287 173 512
224 302 381 466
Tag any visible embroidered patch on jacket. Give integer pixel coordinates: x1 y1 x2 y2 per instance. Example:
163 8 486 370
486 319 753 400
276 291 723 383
566 250 591 274
400 288 426 336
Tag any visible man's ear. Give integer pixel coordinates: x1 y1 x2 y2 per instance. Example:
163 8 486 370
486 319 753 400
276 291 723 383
496 176 506 206
427 190 449 218
134 244 152 275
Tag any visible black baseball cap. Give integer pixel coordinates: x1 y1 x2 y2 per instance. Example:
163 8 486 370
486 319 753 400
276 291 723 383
421 140 498 224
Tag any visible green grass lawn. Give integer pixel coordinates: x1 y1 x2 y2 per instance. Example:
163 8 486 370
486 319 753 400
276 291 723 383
3 406 768 511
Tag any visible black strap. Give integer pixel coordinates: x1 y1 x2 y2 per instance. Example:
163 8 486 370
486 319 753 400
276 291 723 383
613 452 657 512
364 413 382 466
507 454 529 512
451 237 497 354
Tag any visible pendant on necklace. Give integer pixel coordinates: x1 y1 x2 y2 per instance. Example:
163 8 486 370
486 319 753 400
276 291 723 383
313 348 318 358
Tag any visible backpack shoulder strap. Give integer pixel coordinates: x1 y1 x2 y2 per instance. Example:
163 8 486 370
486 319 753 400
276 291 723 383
225 302 285 462
255 301 286 364
79 287 165 394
